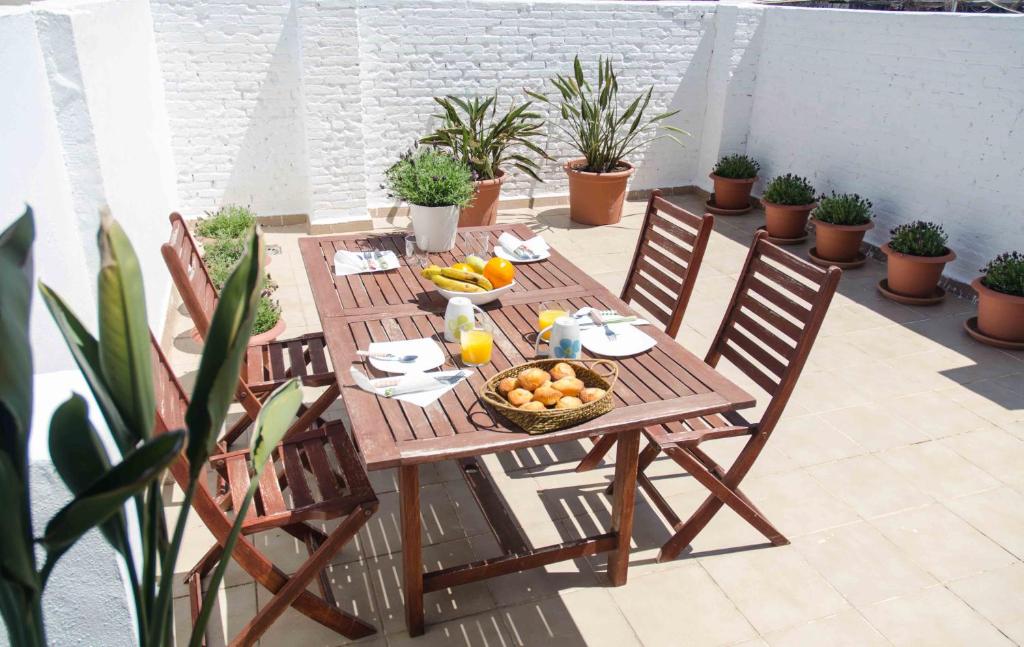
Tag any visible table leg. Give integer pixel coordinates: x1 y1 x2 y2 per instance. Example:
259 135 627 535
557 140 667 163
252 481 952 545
607 428 640 586
399 465 424 636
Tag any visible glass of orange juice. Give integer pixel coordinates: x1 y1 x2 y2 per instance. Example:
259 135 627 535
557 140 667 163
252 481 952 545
459 310 495 367
538 301 569 341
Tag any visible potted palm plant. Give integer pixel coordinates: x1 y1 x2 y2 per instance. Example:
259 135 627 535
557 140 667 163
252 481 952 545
810 192 874 266
420 94 549 227
880 221 955 301
762 174 816 242
527 56 685 226
709 154 759 212
385 147 475 252
971 252 1024 344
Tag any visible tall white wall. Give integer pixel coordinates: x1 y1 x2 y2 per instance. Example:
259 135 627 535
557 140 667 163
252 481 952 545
739 7 1024 282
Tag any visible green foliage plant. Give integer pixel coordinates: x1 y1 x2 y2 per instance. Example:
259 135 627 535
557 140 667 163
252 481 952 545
981 251 1024 296
712 154 760 180
762 174 816 206
888 221 950 257
385 147 475 207
199 219 280 335
526 56 686 174
194 204 255 240
420 94 550 181
813 192 874 226
0 207 300 646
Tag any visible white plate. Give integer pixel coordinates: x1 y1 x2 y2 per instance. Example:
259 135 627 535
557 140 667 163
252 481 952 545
436 281 515 305
580 323 657 357
367 338 445 374
494 246 550 264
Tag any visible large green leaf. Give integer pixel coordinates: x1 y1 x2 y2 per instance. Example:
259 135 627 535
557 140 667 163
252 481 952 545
249 379 301 477
184 229 263 470
0 208 35 469
39 283 133 452
0 453 37 592
41 430 185 554
48 395 129 556
97 214 155 443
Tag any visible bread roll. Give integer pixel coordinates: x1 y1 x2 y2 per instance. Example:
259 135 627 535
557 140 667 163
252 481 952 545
498 376 519 395
517 368 549 392
580 387 606 404
518 401 546 411
507 388 533 407
549 362 576 381
532 384 562 406
551 377 584 397
555 396 583 410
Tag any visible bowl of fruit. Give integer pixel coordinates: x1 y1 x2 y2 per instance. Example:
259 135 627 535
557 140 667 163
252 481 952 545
421 256 517 305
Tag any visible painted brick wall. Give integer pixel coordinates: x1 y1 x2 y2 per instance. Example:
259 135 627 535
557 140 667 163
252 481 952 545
744 7 1024 281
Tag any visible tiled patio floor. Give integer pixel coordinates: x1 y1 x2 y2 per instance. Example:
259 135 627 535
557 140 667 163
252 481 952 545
165 194 1024 646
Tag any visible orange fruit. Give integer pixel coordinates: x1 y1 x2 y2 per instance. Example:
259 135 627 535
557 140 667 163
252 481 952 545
483 257 515 288
450 262 474 273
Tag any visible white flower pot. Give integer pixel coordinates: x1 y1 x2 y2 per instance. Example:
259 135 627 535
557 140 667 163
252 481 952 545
410 204 459 252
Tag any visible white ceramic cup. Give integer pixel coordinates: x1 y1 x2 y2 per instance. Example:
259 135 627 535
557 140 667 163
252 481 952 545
535 316 582 359
444 297 485 342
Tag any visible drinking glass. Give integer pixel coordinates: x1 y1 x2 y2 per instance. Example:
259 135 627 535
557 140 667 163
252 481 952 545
458 310 495 367
464 231 491 260
537 301 570 341
404 235 430 269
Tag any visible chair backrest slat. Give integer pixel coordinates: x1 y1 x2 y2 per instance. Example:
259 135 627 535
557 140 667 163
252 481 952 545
162 212 219 338
707 231 841 434
621 190 715 337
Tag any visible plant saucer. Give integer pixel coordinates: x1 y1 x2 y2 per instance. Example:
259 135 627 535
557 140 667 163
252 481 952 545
756 225 808 246
808 247 868 269
963 317 1024 350
876 279 946 306
705 196 753 216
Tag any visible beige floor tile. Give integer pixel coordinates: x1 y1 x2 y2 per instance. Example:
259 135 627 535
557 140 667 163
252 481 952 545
610 562 758 646
817 404 930 452
500 588 639 647
882 390 1003 439
385 612 511 647
946 487 1024 559
871 504 1015 582
702 547 849 634
173 582 257 647
807 454 933 519
769 414 865 468
878 441 1001 500
358 483 464 559
663 488 776 560
794 522 936 607
861 586 1014 646
744 469 861 537
762 608 888 647
948 562 1024 645
941 428 1024 489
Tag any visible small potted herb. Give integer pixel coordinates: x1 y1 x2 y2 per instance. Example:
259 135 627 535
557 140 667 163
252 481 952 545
973 252 1024 343
202 236 285 344
527 56 685 226
811 192 874 263
882 221 955 298
421 93 549 227
710 154 759 210
386 147 475 252
762 174 816 241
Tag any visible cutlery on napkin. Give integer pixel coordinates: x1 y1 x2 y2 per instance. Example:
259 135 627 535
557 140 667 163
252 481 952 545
497 233 548 261
334 249 398 276
350 367 472 406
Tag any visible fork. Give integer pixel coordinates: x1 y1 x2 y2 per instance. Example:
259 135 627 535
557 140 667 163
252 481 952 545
589 310 617 342
356 350 418 363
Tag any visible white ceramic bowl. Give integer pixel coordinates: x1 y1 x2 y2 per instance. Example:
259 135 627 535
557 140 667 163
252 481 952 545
435 281 515 306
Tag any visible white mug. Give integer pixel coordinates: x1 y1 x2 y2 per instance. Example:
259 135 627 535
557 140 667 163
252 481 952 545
535 316 582 359
444 297 485 342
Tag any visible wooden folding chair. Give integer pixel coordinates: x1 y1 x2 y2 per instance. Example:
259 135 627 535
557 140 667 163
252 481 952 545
574 190 714 472
621 231 840 562
151 335 378 646
162 212 339 446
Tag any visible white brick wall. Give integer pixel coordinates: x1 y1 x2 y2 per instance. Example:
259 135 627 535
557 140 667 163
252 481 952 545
148 0 1024 282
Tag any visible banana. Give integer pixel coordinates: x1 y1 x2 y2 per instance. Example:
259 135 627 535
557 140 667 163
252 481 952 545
420 265 444 279
439 267 493 291
431 275 485 293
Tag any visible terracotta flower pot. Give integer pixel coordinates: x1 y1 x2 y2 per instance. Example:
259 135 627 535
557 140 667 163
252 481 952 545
459 170 507 227
813 219 874 262
763 200 816 240
881 243 956 298
973 278 1024 342
564 159 634 226
248 317 286 346
710 173 756 210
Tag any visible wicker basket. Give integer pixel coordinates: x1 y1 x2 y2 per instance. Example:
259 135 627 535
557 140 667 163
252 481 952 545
480 359 618 434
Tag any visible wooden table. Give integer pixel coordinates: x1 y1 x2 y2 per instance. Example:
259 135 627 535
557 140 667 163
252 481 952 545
299 224 754 636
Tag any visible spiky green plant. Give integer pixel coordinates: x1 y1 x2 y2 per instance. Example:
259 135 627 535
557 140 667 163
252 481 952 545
712 154 760 179
980 252 1024 296
0 207 300 647
813 192 873 226
526 56 686 173
888 221 949 257
420 94 550 181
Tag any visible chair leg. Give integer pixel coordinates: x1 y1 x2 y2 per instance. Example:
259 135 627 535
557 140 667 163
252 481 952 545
576 434 616 472
230 502 377 647
657 441 787 563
